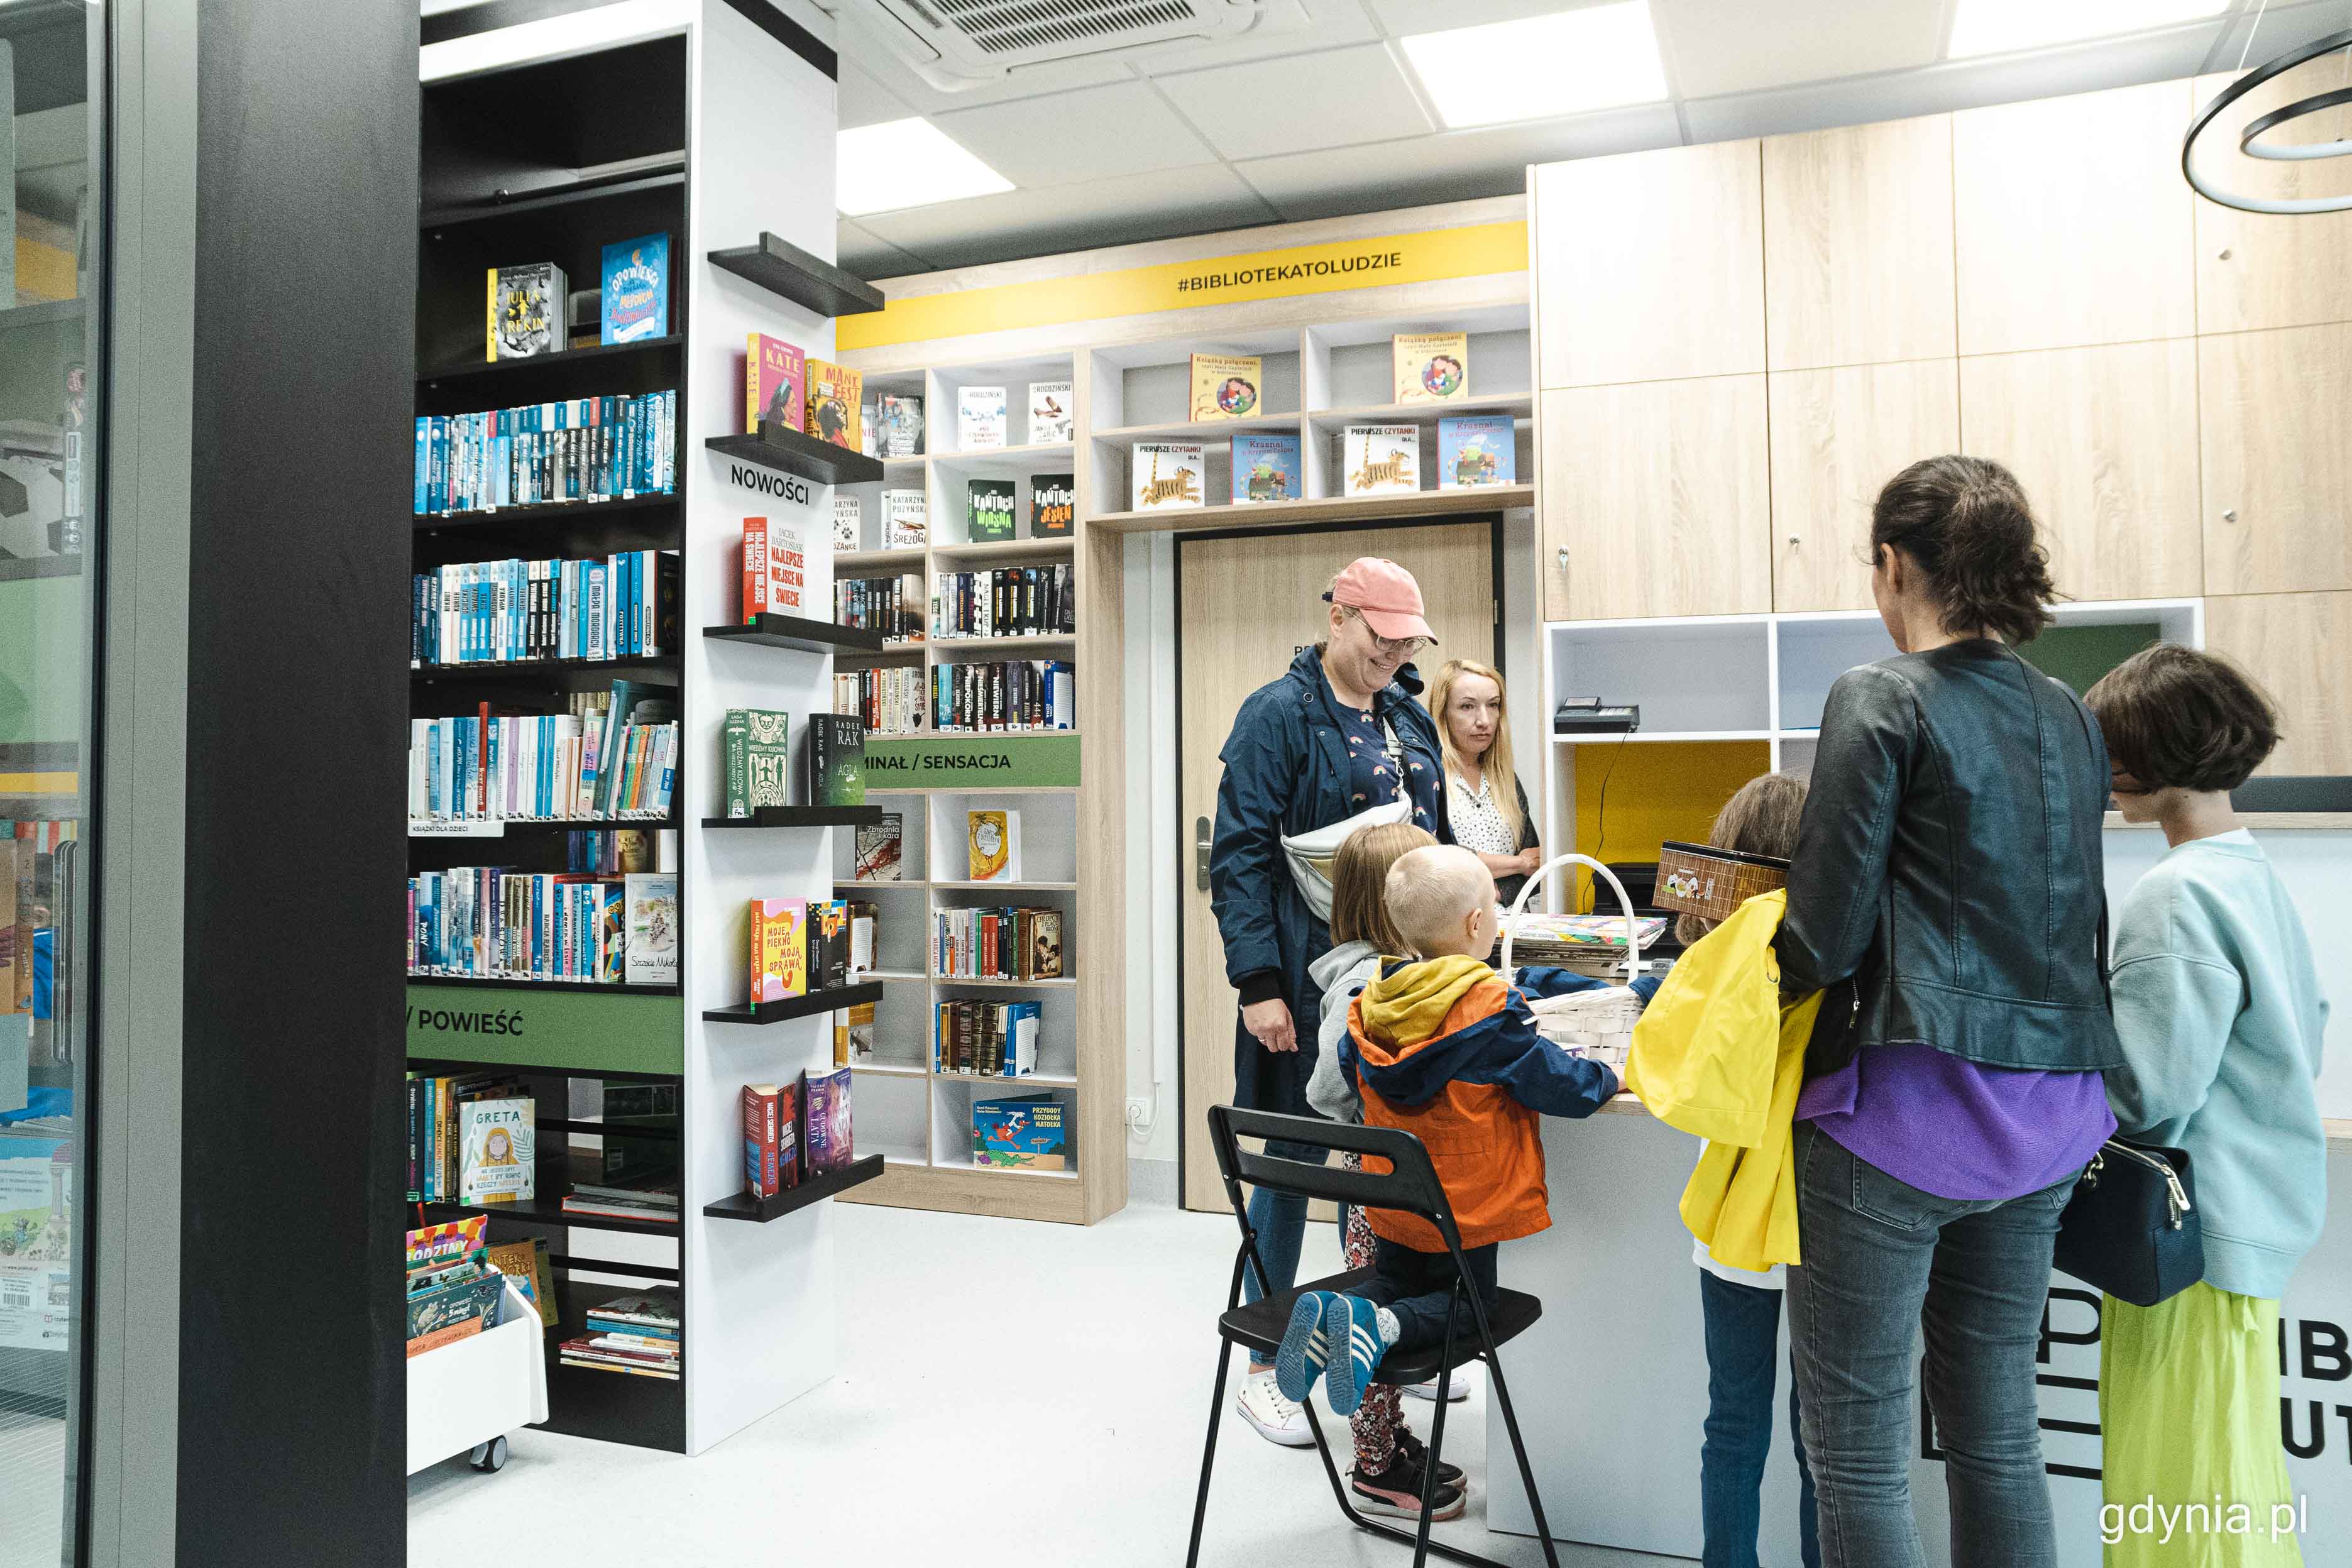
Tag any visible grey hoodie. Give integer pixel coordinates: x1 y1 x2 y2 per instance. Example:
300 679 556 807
1305 940 1384 1124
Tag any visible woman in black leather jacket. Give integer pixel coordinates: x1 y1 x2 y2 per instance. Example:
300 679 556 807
1772 456 2122 1568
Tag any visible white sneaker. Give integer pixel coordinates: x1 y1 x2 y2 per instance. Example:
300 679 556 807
1234 1366 1314 1447
1401 1368 1474 1402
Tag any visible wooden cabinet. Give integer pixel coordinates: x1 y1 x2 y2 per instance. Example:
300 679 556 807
1769 360 1959 612
2194 67 2352 333
1953 80 2195 355
1958 341 2202 603
2205 591 2352 776
1763 115 1957 370
2199 324 2352 596
1533 141 1764 389
1541 376 1771 622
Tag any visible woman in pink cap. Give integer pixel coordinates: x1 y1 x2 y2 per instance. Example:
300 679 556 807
1207 556 1451 1453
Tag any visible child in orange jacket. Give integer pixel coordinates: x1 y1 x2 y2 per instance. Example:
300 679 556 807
1275 845 1619 1414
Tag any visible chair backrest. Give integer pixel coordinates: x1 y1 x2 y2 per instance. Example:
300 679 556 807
1207 1104 1465 1255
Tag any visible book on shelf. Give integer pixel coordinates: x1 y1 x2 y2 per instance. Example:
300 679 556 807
835 666 925 737
1231 433 1300 504
972 1092 1069 1170
1438 415 1515 488
807 898 850 990
1028 381 1072 444
483 1237 559 1329
565 1285 681 1377
408 683 679 825
966 478 1016 542
407 1214 488 1273
600 233 670 344
957 385 1007 449
862 403 877 458
487 262 566 361
834 999 876 1065
407 1078 527 1202
835 573 925 640
413 390 675 516
1393 331 1468 403
848 900 877 975
965 810 1020 883
930 564 1074 640
407 871 634 984
1189 353 1261 420
749 899 808 1002
410 549 679 667
458 1096 536 1205
801 1065 854 1175
624 871 678 985
1031 473 1074 536
722 707 794 818
1131 442 1204 510
933 998 1041 1077
852 814 904 882
408 1264 509 1357
1342 424 1420 496
801 715 866 806
740 518 806 619
742 1082 786 1198
832 494 861 551
882 489 928 549
566 827 661 876
806 361 862 449
933 905 1062 979
931 660 1075 733
746 333 805 434
876 393 924 458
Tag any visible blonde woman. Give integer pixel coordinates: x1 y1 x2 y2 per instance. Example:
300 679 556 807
1430 659 1540 905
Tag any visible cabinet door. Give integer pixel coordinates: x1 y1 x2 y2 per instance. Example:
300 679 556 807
1533 141 1764 389
1769 360 1959 613
2200 324 2352 596
1764 115 1957 371
1953 80 2195 355
1958 341 2202 602
1542 376 1771 622
2194 67 2352 334
2205 591 2351 776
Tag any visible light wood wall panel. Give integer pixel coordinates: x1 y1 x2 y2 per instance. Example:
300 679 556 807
2199 324 2352 596
1769 359 1959 612
1542 376 1771 622
1534 140 1765 388
1763 115 1957 370
2193 67 2352 334
1953 80 2195 355
2205 591 2352 775
1958 341 2203 603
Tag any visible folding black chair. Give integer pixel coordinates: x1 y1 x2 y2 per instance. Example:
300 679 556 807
1185 1105 1561 1568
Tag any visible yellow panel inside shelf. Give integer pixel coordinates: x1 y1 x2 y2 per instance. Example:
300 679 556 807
1568 741 1772 911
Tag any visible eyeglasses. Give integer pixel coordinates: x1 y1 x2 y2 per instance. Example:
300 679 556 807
1335 606 1424 659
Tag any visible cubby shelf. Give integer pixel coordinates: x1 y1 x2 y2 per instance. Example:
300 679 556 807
837 548 928 572
417 332 683 387
702 805 886 830
408 815 674 836
932 880 1075 891
412 654 680 683
931 974 1076 989
418 166 686 229
1091 485 1534 532
1093 414 1305 443
703 614 886 655
928 635 1075 654
414 491 681 534
701 1154 886 1221
701 979 889 1026
929 537 1076 564
930 441 1075 463
1305 395 1534 428
706 231 885 317
937 1071 1078 1088
706 422 886 486
837 879 930 890
415 1195 679 1237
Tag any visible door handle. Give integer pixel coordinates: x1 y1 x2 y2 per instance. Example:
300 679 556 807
1195 816 1212 891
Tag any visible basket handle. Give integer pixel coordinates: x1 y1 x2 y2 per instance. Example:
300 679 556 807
1500 853 1646 982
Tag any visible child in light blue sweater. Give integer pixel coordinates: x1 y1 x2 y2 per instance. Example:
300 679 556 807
2085 645 2329 1567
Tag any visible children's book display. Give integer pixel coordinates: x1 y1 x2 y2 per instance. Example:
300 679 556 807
1131 442 1205 511
1031 473 1074 535
411 550 679 667
1231 433 1300 504
721 708 794 818
835 666 925 737
624 871 677 984
933 905 1062 981
933 661 1074 732
801 715 866 806
407 682 678 824
965 809 1019 882
414 391 676 515
458 1096 536 1205
559 1288 680 1379
483 1237 559 1327
745 332 805 433
405 1216 512 1357
488 262 566 359
957 385 1007 449
1189 353 1261 420
852 814 903 881
600 233 670 344
883 490 928 549
876 393 925 458
1028 381 1072 444
739 518 805 618
1343 424 1420 496
966 478 1016 542
934 999 1040 1077
971 1093 1069 1170
807 361 862 450
1392 331 1468 403
832 495 861 550
407 1075 531 1202
931 564 1074 640
835 573 925 641
747 896 852 1001
1437 415 1515 488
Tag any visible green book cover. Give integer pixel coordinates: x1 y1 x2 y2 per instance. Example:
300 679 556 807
744 709 793 812
967 478 1016 542
799 715 867 806
723 708 750 818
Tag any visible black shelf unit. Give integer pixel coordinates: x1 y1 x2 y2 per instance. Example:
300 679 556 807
706 422 886 486
417 332 683 390
703 615 886 655
703 805 886 830
411 653 681 683
415 491 680 534
707 232 884 317
416 1195 679 1237
408 814 676 833
419 167 685 231
701 979 887 1026
405 976 683 997
703 1154 885 1221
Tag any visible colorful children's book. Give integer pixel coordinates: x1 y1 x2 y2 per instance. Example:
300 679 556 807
1393 332 1468 403
458 1097 536 1204
806 361 862 449
1343 424 1421 496
487 262 566 360
853 813 903 880
747 333 805 433
1030 473 1075 536
800 715 866 806
966 808 1021 882
1189 353 1261 420
482 1238 559 1328
600 233 670 344
1231 433 1300 504
967 478 1016 542
623 872 678 985
801 1066 855 1175
805 898 849 990
877 394 925 458
1028 381 1073 444
883 489 928 549
405 1215 488 1275
749 899 809 1002
957 385 1007 449
1438 415 1517 488
1131 442 1205 510
833 494 861 551
972 1093 1067 1170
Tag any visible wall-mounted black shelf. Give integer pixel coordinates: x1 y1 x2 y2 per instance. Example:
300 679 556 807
417 332 683 388
702 805 885 830
415 1195 679 1237
412 654 680 683
702 1154 885 1222
707 233 884 317
419 167 686 230
706 422 886 487
407 976 682 997
415 491 682 534
703 615 886 655
701 979 887 1026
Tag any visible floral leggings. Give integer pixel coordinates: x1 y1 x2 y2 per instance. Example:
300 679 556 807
1342 1151 1407 1471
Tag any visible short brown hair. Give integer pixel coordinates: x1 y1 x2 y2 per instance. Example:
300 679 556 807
1329 821 1437 953
2084 643 2280 792
1676 772 1810 946
1871 455 2057 645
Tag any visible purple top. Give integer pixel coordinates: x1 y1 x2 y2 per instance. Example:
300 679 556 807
1796 1044 2114 1202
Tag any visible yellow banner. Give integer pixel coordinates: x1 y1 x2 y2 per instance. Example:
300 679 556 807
837 220 1529 352
0 773 77 795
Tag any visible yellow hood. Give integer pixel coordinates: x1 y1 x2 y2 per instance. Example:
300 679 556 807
1353 953 1494 1064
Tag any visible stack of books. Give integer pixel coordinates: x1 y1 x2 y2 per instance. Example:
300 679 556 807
559 1288 680 1380
405 1216 510 1357
559 1174 679 1225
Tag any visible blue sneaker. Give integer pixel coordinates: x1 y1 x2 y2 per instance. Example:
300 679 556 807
1275 1291 1339 1402
1326 1295 1388 1416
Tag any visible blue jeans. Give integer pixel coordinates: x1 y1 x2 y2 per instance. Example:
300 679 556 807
1363 1236 1500 1357
1784 1121 2080 1568
1241 1138 1330 1361
1699 1269 1820 1568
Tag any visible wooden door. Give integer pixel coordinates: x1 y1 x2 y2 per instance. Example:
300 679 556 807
1177 522 1496 1213
1542 375 1772 621
2206 592 2352 776
2194 65 2352 334
1763 114 1957 371
2200 324 2352 597
1957 340 2203 603
1770 360 1959 612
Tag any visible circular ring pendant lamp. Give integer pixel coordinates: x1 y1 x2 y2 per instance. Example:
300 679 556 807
2183 25 2352 213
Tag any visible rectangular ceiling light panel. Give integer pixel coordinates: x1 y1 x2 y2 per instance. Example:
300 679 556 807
838 119 1016 215
1947 0 2228 60
1402 3 1669 130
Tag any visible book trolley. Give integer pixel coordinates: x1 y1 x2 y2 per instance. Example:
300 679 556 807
405 6 884 1457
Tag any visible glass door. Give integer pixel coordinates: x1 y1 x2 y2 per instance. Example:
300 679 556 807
0 2 99 1564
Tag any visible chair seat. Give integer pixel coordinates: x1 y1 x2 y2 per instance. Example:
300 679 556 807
1216 1266 1544 1386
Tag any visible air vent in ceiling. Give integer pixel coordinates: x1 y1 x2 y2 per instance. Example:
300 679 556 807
849 0 1281 89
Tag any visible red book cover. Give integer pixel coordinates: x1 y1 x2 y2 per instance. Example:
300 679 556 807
742 518 769 620
747 334 805 435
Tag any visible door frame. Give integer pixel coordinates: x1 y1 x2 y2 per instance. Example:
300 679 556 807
1171 513 1508 1210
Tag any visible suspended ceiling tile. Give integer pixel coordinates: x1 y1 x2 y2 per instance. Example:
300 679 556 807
1133 0 1380 72
1656 0 1945 99
856 162 1280 271
835 219 932 282
1364 0 1620 34
1153 43 1436 160
837 61 915 131
933 81 1217 187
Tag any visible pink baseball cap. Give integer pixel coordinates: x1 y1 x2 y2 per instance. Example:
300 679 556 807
1327 557 1436 644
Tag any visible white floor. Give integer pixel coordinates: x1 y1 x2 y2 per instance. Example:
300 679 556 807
407 1200 1668 1567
